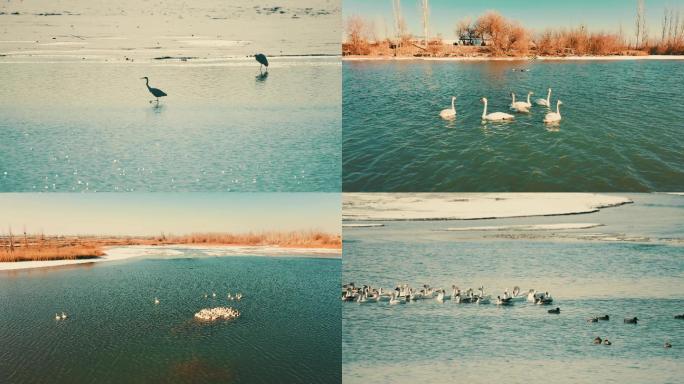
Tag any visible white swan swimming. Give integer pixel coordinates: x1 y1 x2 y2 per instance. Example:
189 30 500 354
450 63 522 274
510 92 533 112
535 88 552 106
496 296 513 306
55 313 61 321
61 312 68 319
389 293 404 305
357 294 371 304
481 98 515 121
154 297 160 305
436 289 445 302
543 100 563 123
439 96 457 119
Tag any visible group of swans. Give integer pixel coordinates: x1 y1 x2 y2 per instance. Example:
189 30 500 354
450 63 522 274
203 291 243 301
439 87 563 124
342 283 553 307
54 312 68 320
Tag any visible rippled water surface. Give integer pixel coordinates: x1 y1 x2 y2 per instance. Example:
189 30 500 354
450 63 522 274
0 58 340 192
343 60 684 191
0 252 340 383
342 197 684 383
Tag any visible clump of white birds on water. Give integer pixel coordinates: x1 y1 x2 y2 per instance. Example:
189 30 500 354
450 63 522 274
54 312 68 321
53 289 247 324
194 307 241 322
342 282 548 306
345 282 680 348
439 85 563 125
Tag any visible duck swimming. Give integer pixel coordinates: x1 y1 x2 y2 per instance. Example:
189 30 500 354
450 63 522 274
664 341 672 348
603 339 612 346
587 317 599 323
674 314 684 319
598 315 609 321
548 307 560 314
593 336 602 344
624 317 638 324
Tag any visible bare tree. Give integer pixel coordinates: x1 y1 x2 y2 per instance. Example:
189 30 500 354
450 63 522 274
345 15 372 55
635 0 648 48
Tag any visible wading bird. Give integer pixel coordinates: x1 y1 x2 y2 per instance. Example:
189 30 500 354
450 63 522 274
255 53 269 73
141 77 167 104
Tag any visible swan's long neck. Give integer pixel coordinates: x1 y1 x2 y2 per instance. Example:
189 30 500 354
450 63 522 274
527 93 532 104
556 101 561 116
546 89 551 103
482 100 488 118
451 98 455 111
511 93 516 103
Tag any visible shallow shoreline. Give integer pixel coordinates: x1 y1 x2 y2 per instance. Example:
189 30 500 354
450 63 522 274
0 244 341 272
343 55 684 62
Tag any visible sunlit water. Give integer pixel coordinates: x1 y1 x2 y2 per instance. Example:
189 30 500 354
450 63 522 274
0 251 340 383
0 58 340 192
342 196 684 383
343 60 684 192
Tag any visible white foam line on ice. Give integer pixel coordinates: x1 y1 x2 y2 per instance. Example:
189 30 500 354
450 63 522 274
444 223 604 231
343 193 632 221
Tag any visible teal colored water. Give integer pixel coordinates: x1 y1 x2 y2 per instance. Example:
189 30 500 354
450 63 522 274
0 58 340 192
342 196 684 383
343 60 684 192
0 252 341 383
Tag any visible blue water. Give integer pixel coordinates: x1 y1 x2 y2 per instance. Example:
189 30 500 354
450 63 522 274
0 58 341 192
342 200 684 383
0 252 341 383
343 59 684 191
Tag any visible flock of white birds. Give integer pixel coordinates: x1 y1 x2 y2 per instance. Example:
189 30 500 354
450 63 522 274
439 87 563 124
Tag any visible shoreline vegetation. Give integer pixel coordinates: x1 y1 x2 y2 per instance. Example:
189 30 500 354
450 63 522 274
344 5 684 59
0 231 342 262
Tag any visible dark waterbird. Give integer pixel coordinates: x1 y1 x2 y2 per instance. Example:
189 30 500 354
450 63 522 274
598 315 609 321
141 76 167 103
624 317 638 324
255 53 268 73
547 307 560 314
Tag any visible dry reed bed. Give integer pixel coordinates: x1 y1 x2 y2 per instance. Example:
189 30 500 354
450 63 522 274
0 231 342 262
345 7 684 57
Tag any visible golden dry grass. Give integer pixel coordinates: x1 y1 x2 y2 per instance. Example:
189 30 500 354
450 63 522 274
0 231 341 262
344 10 684 58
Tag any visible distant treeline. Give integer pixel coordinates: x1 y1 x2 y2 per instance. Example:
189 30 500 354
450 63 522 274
344 5 684 57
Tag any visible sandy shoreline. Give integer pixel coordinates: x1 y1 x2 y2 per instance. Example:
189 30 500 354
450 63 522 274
343 55 684 62
0 244 341 272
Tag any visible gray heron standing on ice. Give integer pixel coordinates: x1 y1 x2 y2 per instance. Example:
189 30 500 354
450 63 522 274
141 76 167 104
255 53 268 73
